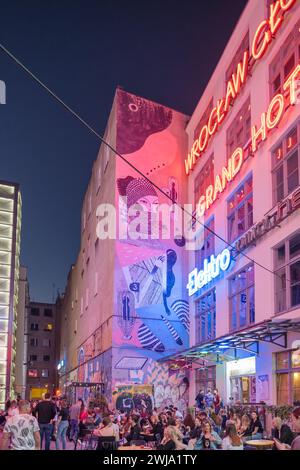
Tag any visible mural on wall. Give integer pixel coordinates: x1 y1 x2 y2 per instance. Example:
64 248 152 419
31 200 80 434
76 348 113 403
112 89 189 400
113 384 154 414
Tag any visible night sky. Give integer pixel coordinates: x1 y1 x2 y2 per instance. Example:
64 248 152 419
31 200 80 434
0 0 248 302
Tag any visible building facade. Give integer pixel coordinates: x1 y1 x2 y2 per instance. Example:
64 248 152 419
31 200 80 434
0 181 22 407
26 301 58 400
58 88 190 410
15 266 30 399
181 0 300 407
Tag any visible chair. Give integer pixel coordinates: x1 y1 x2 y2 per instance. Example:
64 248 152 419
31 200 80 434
96 436 118 451
74 428 94 450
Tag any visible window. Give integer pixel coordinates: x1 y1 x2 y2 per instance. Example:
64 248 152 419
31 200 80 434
196 289 216 344
226 32 249 83
29 355 37 362
227 175 253 243
276 350 300 405
196 366 216 394
41 370 49 378
195 218 215 270
226 97 251 160
269 20 300 98
28 369 38 378
42 339 51 348
193 98 214 141
274 232 300 313
44 308 52 317
30 323 39 331
30 338 38 347
44 324 53 332
43 355 50 362
272 124 300 204
229 264 255 331
31 308 39 316
194 155 214 204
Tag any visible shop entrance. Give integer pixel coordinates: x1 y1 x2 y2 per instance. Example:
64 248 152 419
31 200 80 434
230 375 256 403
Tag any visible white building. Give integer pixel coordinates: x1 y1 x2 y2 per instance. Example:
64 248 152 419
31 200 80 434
165 0 300 408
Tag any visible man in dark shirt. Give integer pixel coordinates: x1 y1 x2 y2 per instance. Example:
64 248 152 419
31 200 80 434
35 393 57 450
248 411 263 440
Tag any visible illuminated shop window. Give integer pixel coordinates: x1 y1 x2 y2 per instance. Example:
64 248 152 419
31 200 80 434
195 289 216 344
274 232 300 313
195 218 215 270
226 32 249 83
269 19 300 98
226 97 251 160
196 366 216 394
272 124 300 205
227 174 253 243
194 155 215 205
229 264 255 332
276 350 300 405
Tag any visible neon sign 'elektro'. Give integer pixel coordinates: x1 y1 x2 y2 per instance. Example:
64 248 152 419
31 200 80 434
187 248 232 297
185 0 298 175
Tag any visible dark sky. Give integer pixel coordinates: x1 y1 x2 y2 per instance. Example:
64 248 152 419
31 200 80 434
0 0 248 302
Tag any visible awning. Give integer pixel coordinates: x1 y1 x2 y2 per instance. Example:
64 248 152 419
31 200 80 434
158 318 300 366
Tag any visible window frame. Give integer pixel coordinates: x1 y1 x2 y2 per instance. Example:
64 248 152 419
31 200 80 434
229 263 255 332
195 288 216 344
227 174 253 243
276 349 300 405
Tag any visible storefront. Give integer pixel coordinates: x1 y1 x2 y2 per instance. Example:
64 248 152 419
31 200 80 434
276 348 300 405
227 357 256 404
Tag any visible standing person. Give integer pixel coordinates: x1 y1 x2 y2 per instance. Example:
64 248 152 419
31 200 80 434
204 389 214 409
35 393 57 450
195 390 205 410
69 399 82 442
0 400 40 451
213 389 221 414
55 400 70 450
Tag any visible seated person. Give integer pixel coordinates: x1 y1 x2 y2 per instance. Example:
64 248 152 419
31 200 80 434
239 414 252 440
274 407 300 451
94 416 117 439
271 417 294 447
157 428 176 450
247 411 263 440
194 421 222 450
222 423 244 450
125 415 141 443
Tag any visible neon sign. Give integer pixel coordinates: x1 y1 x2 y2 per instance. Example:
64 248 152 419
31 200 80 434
197 62 300 217
185 0 297 175
187 248 232 296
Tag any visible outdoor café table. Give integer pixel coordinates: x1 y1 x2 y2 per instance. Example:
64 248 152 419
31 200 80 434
245 439 274 450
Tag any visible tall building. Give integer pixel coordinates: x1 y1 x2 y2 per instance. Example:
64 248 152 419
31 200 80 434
0 181 22 407
15 266 30 398
165 0 300 407
58 89 190 409
26 301 58 400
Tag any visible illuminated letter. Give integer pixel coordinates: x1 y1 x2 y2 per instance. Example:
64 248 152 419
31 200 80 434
197 195 206 217
184 152 195 175
224 79 237 112
251 113 267 153
217 98 226 124
280 0 296 11
192 139 200 159
208 107 218 136
199 125 209 152
222 161 232 190
283 65 300 105
213 174 223 201
232 50 249 95
231 147 244 178
187 269 198 296
252 20 271 61
269 1 283 35
266 93 285 129
205 185 214 211
219 249 231 271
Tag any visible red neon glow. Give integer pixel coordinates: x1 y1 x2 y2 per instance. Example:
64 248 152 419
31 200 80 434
185 0 297 175
196 61 300 217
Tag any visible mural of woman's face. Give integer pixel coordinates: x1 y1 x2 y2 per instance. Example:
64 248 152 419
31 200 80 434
136 195 159 212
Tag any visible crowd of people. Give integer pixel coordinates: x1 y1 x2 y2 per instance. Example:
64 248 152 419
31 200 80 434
1 389 300 451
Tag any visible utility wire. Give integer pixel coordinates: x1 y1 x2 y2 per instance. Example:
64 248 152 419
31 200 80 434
0 43 289 284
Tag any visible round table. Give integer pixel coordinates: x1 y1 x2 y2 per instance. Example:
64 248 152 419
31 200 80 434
245 439 274 450
118 445 150 451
